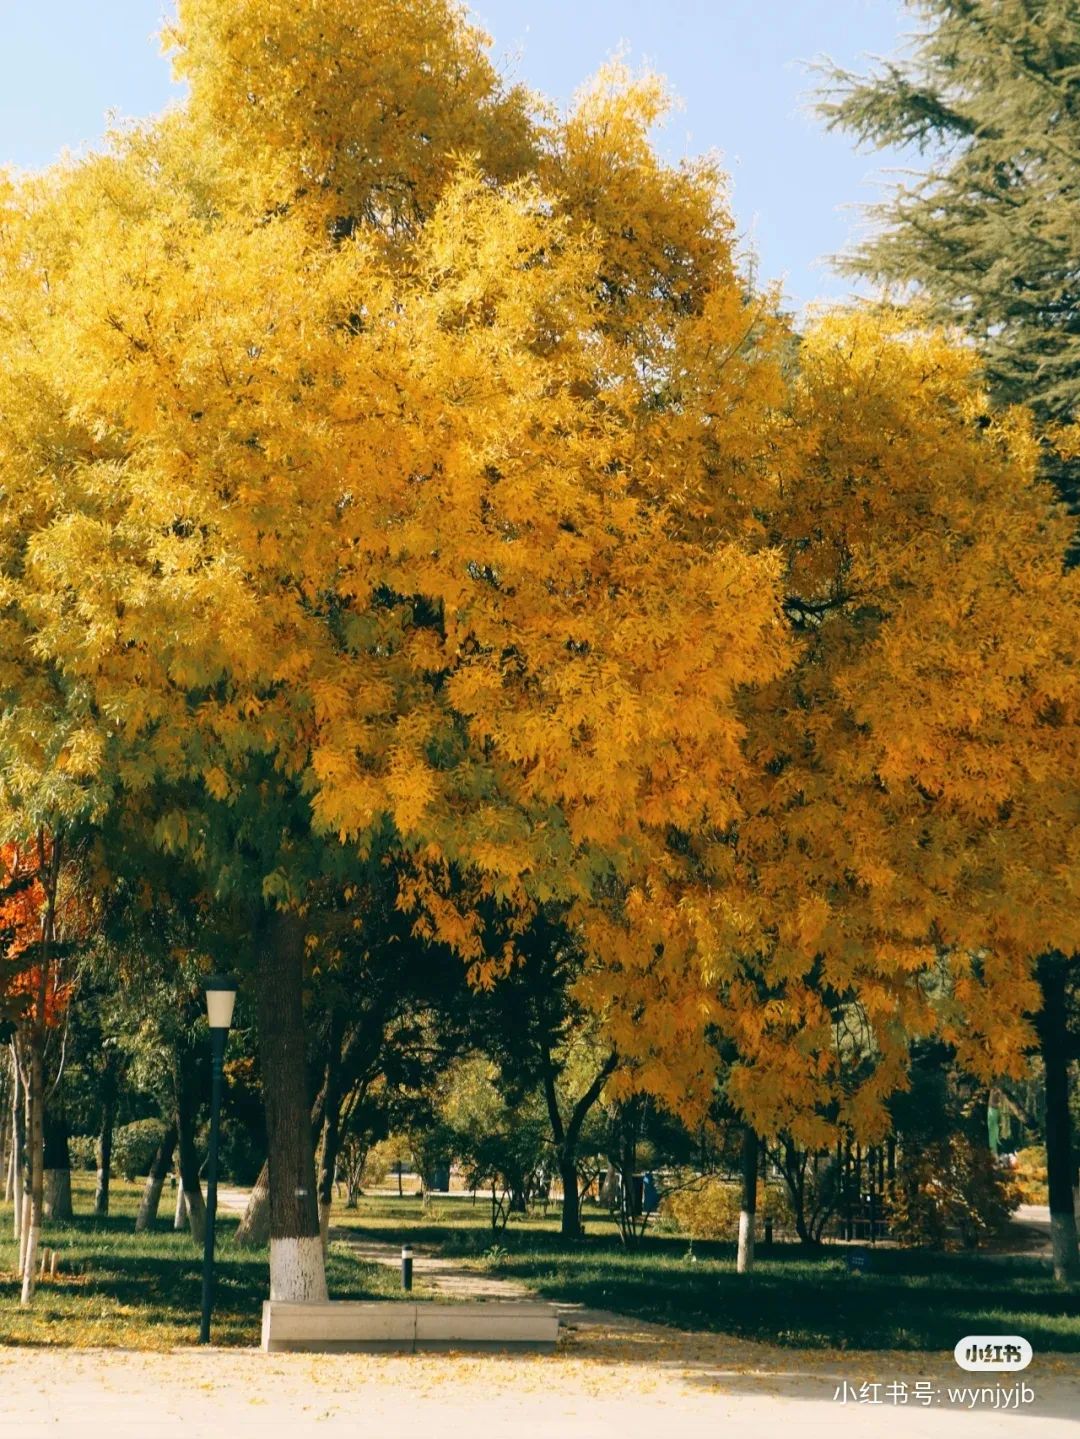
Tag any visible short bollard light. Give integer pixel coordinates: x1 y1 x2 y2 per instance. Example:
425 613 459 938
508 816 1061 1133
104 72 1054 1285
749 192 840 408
200 973 237 1345
401 1244 413 1292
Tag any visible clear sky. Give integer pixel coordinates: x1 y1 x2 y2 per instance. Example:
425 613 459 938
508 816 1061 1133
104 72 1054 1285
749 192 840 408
0 0 915 311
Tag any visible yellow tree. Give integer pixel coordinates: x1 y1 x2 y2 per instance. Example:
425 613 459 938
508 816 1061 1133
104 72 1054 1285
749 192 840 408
582 310 1078 1258
0 14 791 1296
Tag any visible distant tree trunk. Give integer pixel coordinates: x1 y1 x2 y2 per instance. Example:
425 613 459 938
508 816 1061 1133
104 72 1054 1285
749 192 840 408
135 1123 177 1232
737 1126 758 1274
0 1052 11 1202
540 1044 617 1241
43 1106 73 1221
21 832 60 1307
20 1025 45 1304
317 1106 342 1253
173 1177 188 1230
176 1049 205 1245
94 1057 118 1217
234 1160 270 1248
1037 954 1079 1282
257 905 327 1301
10 1044 23 1236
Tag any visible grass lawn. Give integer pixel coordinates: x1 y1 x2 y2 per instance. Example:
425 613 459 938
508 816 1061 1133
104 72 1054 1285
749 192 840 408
0 1174 410 1349
2 1180 1077 1353
336 1193 1080 1354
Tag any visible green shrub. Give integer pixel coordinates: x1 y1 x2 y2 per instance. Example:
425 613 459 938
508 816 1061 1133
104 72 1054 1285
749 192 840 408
112 1119 167 1181
68 1135 97 1172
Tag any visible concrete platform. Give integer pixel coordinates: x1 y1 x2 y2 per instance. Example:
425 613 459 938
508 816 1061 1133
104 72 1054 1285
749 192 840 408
261 1299 559 1353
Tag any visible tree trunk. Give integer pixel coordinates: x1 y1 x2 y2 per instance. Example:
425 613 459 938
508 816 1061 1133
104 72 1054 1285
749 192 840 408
257 905 327 1301
43 1106 73 1221
317 1103 343 1255
94 1063 118 1217
234 1159 270 1248
20 830 61 1306
176 1044 206 1245
0 1051 11 1203
20 1027 44 1305
10 1044 23 1236
539 1045 617 1241
135 1123 177 1232
173 1178 188 1230
1038 955 1079 1282
557 1154 581 1239
237 1084 327 1254
737 1125 758 1274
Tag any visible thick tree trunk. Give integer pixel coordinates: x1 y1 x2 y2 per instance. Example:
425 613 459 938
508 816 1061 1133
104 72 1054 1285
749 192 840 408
257 906 327 1301
94 1066 118 1217
737 1125 758 1275
43 1107 73 1221
135 1123 177 1233
558 1156 581 1239
1038 955 1079 1282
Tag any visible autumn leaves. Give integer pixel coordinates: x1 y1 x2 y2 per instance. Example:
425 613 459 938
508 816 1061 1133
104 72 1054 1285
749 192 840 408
0 1 1077 1176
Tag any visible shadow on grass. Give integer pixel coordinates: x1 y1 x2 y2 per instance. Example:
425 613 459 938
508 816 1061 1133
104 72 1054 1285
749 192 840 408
342 1216 1080 1354
0 1208 401 1348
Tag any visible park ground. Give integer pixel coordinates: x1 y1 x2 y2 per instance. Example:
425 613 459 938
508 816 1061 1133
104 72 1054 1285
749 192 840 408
1 1177 1078 1437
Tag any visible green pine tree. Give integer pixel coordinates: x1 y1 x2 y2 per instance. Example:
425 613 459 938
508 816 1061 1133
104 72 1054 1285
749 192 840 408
818 0 1080 529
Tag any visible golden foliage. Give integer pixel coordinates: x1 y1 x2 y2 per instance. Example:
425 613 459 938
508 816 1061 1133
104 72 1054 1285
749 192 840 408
0 1 1076 1144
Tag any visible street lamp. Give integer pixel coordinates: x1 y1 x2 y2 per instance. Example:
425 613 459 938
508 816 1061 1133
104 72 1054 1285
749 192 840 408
200 973 237 1345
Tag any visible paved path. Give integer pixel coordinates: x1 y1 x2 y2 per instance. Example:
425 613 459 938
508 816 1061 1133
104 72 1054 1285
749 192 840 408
1 1337 1076 1439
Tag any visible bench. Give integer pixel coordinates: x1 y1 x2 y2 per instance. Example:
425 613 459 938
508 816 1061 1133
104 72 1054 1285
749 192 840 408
261 1300 560 1353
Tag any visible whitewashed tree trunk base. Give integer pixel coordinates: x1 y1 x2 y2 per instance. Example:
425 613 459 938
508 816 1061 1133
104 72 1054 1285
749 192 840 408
20 1221 40 1305
17 1198 31 1275
736 1209 755 1274
174 1184 188 1230
185 1185 206 1246
270 1237 329 1302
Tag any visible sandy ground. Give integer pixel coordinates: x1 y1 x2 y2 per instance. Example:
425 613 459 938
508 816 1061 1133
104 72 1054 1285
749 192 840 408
1 1330 1077 1439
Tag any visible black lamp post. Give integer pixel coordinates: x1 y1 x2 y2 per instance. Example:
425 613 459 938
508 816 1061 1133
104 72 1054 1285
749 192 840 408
199 973 237 1345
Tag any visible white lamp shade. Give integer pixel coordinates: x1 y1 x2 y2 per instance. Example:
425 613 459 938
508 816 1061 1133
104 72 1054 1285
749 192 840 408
205 977 237 1030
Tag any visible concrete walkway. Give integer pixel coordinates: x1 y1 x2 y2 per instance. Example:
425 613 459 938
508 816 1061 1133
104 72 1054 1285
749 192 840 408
2 1335 1077 1439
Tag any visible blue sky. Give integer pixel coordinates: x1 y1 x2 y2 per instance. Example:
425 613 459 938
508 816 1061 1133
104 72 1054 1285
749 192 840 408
0 0 915 311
